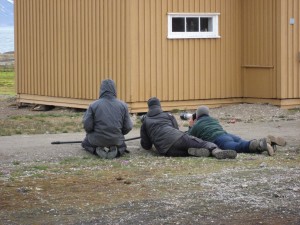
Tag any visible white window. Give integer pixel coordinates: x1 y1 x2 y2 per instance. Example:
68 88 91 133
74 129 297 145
168 13 220 39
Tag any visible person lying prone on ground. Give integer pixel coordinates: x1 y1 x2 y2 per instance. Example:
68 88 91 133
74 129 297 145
188 105 286 157
140 97 237 159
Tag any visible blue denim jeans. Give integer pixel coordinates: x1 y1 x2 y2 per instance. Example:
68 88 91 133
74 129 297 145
214 133 250 153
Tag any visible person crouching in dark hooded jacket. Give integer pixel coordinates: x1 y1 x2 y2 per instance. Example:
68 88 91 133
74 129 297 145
140 97 224 158
82 79 133 159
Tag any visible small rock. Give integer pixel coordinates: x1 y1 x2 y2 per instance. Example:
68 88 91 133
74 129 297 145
260 162 267 168
293 187 300 192
17 187 30 194
241 184 248 188
116 176 123 181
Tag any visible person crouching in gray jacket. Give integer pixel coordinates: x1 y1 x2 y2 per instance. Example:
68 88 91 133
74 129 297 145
140 97 222 158
82 79 133 159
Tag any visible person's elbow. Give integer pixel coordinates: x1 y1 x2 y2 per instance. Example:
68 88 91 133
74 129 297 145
84 126 93 133
141 141 152 150
83 121 94 133
122 126 133 135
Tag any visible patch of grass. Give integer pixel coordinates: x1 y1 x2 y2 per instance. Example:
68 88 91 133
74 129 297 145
31 173 46 178
134 119 142 128
32 165 48 171
0 112 83 136
1 149 299 224
171 109 180 113
0 71 15 96
288 108 300 114
12 161 20 165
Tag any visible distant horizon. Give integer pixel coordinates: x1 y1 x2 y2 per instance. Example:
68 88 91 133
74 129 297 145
0 25 14 28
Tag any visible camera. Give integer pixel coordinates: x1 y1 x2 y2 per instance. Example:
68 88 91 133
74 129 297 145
180 112 193 120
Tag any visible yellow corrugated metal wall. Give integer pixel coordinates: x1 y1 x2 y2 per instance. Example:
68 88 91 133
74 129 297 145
278 0 300 99
15 0 130 102
129 0 242 103
242 0 300 104
14 0 300 111
241 0 277 98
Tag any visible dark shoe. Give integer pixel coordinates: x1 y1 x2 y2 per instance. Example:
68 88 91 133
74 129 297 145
256 138 268 153
83 145 96 154
107 146 118 159
249 139 259 152
96 147 108 159
249 138 274 156
212 148 237 159
250 138 268 153
188 148 210 157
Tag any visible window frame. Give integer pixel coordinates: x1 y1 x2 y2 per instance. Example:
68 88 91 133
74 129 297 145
167 13 220 39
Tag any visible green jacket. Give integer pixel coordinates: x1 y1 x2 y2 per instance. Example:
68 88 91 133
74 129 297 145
189 115 226 142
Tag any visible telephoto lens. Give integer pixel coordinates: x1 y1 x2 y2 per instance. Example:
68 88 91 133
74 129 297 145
180 112 193 120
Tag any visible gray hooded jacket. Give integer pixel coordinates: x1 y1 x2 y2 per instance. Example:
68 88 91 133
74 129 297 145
83 79 133 147
140 104 185 155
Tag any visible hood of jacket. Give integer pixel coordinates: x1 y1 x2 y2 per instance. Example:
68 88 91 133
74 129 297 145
147 105 163 117
99 79 117 98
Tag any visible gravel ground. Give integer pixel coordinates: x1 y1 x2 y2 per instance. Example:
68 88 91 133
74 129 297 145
1 100 300 225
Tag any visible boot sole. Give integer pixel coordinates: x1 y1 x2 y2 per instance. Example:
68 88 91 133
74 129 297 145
213 150 237 159
188 148 210 157
266 143 275 156
96 147 108 159
107 146 118 159
267 135 287 147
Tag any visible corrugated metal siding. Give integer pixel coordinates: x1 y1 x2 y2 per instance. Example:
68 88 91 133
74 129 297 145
241 0 277 98
15 0 130 101
242 0 300 101
129 0 242 103
279 0 300 99
14 0 300 111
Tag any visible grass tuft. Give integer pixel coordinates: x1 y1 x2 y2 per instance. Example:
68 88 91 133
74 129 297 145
0 71 15 96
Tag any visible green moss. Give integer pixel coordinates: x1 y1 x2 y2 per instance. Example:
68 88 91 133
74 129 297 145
0 71 15 96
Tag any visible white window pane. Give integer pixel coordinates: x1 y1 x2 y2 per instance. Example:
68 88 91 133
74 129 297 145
168 13 220 39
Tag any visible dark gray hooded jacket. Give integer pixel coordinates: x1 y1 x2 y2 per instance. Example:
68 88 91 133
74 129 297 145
140 104 185 155
83 79 133 147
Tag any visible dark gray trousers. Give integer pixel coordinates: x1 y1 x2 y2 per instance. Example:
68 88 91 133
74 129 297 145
81 136 127 157
166 134 216 157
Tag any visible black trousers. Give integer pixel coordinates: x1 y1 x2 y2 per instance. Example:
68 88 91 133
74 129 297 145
81 136 127 157
166 134 216 157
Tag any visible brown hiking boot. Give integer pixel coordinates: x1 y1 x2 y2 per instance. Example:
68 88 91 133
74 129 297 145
267 135 287 147
266 143 275 156
256 138 268 153
212 148 237 159
250 138 274 156
249 139 259 152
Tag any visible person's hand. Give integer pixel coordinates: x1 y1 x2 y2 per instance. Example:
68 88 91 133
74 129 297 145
188 118 195 127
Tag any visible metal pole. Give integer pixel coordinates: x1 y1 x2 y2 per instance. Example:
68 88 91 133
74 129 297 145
51 136 141 145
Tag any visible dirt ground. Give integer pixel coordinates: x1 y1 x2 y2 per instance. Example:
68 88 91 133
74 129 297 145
0 99 300 225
